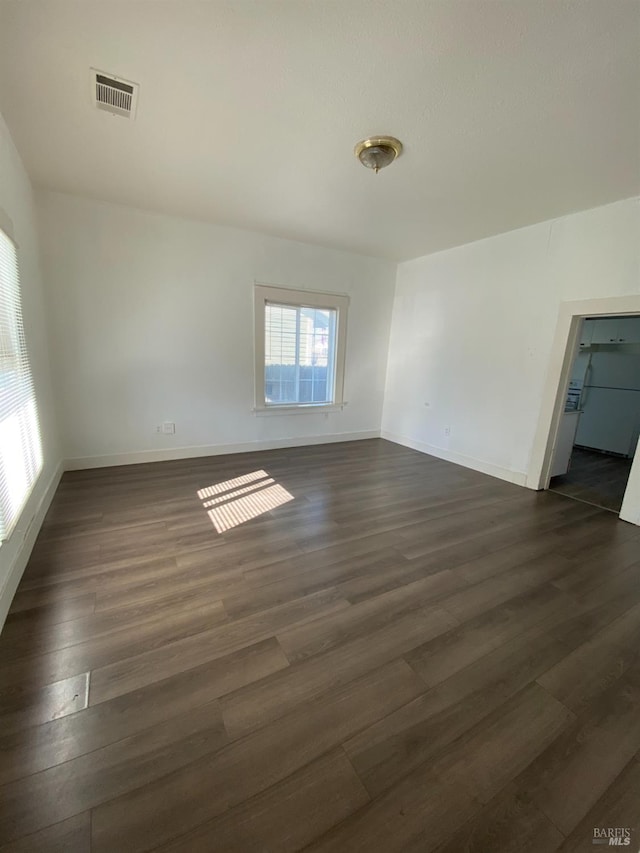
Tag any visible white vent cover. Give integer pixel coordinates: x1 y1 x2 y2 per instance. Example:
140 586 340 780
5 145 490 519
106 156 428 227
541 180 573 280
90 69 138 118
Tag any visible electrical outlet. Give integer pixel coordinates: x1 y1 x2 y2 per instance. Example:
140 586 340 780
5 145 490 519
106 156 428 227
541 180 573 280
162 422 176 435
444 425 451 437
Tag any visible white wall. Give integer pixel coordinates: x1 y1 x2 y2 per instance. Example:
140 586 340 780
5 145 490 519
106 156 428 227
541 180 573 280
382 197 640 487
37 191 396 467
0 113 62 628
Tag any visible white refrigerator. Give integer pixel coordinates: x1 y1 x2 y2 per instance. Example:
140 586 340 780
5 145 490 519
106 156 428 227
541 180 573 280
574 352 640 457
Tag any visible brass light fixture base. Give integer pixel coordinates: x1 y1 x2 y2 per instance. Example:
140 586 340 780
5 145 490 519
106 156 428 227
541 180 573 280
354 136 403 173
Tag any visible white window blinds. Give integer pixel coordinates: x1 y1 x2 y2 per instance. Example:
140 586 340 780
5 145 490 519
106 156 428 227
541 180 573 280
254 284 349 411
0 227 42 542
264 303 337 405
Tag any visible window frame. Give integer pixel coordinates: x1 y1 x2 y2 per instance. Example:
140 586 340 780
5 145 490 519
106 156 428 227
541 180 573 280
0 221 43 543
254 283 349 413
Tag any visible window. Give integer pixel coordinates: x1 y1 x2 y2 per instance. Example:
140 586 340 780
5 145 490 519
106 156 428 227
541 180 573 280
0 226 42 542
254 284 348 410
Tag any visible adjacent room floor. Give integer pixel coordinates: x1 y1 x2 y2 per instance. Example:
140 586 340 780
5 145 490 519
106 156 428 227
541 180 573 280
549 446 634 513
1 438 640 852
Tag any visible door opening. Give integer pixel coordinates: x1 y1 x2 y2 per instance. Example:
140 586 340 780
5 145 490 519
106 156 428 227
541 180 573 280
547 315 640 513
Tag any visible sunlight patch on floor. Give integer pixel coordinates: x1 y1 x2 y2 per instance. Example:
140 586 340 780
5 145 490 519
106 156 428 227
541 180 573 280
197 470 270 500
198 470 294 533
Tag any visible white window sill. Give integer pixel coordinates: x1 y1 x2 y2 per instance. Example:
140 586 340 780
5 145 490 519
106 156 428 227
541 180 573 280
253 403 347 416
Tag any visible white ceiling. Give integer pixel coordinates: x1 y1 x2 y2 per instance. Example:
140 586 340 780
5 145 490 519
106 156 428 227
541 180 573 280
0 0 638 261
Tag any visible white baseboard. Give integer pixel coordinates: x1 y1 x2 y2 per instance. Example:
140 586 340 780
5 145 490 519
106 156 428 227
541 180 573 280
381 430 528 488
64 430 381 470
0 460 64 632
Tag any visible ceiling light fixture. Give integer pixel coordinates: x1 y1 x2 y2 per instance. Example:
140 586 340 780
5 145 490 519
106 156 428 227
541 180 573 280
354 136 403 173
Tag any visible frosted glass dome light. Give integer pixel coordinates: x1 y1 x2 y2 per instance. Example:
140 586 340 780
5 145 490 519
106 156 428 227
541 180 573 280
354 136 403 173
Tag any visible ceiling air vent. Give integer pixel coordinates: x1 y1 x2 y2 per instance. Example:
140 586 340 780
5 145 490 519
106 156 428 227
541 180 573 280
91 69 138 119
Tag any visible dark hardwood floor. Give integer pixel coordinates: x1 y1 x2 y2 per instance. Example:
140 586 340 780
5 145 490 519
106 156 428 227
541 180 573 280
550 446 634 513
1 438 640 852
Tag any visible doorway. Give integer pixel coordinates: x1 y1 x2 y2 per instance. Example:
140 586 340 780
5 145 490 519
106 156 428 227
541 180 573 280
546 314 640 513
529 297 640 526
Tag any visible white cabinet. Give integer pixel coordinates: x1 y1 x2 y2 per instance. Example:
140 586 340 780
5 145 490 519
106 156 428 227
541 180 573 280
579 321 594 349
590 318 621 344
583 316 640 346
614 317 640 343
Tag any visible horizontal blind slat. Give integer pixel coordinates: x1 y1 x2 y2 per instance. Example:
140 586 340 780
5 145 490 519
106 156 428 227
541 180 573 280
0 228 43 542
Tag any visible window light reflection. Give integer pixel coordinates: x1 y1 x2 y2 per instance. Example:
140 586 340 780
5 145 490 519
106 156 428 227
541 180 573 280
198 471 294 533
197 469 270 500
202 478 275 508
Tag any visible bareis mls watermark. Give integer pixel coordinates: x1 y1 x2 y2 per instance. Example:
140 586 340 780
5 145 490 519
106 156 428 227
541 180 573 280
592 827 633 846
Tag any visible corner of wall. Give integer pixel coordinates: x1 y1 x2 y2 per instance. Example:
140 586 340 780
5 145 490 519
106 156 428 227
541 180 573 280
380 261 402 433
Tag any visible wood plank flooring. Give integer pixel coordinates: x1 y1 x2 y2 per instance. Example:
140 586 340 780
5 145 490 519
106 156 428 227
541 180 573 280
1 438 640 852
550 446 634 513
